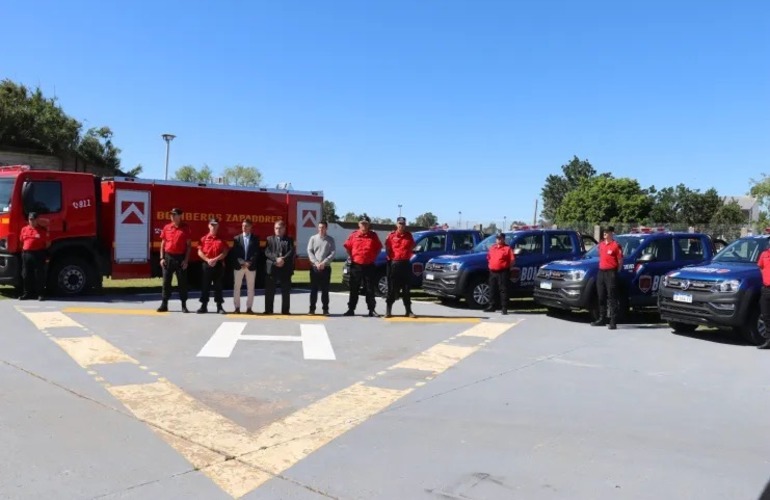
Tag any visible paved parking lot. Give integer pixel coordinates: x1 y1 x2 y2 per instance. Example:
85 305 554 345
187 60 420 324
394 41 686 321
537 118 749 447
1 290 769 499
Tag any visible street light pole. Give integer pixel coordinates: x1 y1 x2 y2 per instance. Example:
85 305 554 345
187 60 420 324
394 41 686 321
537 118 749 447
398 204 402 217
458 211 462 228
503 216 507 230
162 133 176 180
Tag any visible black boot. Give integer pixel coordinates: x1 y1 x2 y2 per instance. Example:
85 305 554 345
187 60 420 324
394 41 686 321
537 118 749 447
608 319 617 330
483 305 496 312
157 300 168 312
758 337 770 349
590 317 606 326
181 301 190 314
406 307 417 318
385 305 392 318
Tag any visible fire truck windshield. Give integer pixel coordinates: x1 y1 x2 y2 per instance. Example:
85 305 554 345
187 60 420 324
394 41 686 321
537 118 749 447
0 178 13 212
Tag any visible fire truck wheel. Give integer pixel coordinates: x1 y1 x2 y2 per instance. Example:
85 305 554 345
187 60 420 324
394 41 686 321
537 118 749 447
49 258 92 296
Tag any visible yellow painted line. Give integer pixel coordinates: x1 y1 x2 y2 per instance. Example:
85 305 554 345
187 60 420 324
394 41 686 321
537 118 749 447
239 383 410 478
392 343 478 373
17 310 83 329
52 336 138 368
63 307 168 317
384 316 481 323
456 320 520 340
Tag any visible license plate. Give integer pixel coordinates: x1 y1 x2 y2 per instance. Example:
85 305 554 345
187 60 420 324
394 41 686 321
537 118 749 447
539 281 552 290
424 273 435 281
673 292 692 303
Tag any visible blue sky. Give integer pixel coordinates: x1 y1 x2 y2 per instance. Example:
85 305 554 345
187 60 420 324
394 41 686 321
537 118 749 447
4 0 769 227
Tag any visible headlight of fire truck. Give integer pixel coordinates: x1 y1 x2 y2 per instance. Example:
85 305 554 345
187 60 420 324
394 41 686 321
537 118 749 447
714 279 741 293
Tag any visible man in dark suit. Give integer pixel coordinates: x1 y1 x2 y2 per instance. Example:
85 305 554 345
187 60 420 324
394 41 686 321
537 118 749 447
231 219 260 314
264 219 295 315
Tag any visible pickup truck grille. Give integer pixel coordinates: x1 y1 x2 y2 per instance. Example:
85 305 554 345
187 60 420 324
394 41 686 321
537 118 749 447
537 269 566 280
664 278 714 292
425 262 447 272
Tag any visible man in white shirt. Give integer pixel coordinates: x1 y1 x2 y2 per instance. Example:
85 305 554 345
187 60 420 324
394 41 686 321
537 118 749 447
231 219 260 314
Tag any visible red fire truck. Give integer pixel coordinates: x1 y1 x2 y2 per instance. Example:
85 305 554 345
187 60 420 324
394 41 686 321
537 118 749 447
0 166 323 295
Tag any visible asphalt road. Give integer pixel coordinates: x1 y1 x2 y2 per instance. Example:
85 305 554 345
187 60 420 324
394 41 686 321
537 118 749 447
1 290 768 499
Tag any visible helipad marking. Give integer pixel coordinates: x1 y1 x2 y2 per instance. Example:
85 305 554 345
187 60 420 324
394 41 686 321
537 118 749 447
16 307 520 498
197 322 336 360
18 310 82 328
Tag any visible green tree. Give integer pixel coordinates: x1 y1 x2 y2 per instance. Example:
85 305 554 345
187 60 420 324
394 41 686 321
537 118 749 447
710 200 747 225
540 156 596 222
649 184 723 224
342 211 358 222
124 164 143 178
413 212 438 228
749 174 770 215
555 176 654 225
484 222 498 234
322 200 339 223
173 164 213 183
222 164 262 187
372 217 394 225
0 79 81 155
77 126 121 172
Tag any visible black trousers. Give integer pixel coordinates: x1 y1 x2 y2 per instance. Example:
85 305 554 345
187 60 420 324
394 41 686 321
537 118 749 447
161 253 188 302
760 287 770 326
348 263 376 312
309 266 331 311
22 250 47 297
488 269 510 310
387 260 412 309
265 270 292 314
597 269 618 321
200 262 224 306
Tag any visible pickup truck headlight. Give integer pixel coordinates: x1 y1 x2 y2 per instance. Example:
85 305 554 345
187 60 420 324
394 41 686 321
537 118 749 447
715 279 741 292
565 270 586 281
447 262 462 272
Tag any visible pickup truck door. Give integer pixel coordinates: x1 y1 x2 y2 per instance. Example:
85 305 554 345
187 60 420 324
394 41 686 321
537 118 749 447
581 234 598 252
630 236 678 303
411 232 448 283
674 235 712 265
449 231 478 255
511 233 545 290
546 231 580 261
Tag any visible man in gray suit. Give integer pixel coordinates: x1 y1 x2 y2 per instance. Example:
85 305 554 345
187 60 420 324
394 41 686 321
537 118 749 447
264 220 294 315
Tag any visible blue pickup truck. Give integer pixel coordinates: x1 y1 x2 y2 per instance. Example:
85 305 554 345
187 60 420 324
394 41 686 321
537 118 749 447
658 234 769 345
342 229 484 296
422 229 596 308
533 230 718 320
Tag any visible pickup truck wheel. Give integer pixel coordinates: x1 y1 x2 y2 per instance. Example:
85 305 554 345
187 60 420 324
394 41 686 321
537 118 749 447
50 258 92 296
668 322 698 333
465 277 491 309
376 272 389 297
740 308 767 345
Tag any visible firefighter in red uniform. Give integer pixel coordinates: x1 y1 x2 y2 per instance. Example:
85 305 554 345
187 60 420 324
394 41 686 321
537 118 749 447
18 212 50 301
591 226 623 329
385 216 416 318
343 216 383 317
158 208 192 313
485 233 514 314
197 218 229 314
755 246 770 349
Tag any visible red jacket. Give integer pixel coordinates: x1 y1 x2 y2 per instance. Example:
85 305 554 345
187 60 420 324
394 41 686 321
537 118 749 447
386 231 415 261
20 225 49 251
344 230 382 265
487 243 514 271
598 240 623 270
758 249 770 286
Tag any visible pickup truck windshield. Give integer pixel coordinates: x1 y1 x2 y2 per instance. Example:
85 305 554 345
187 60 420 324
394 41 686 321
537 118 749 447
583 235 644 259
473 233 514 253
712 238 768 264
0 178 13 212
